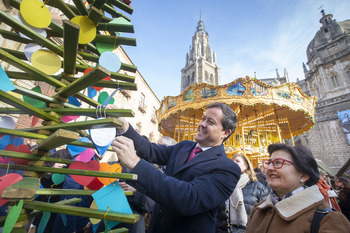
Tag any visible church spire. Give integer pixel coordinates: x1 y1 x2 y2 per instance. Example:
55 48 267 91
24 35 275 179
180 15 220 93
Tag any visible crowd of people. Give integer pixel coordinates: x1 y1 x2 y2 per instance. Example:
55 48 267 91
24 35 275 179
23 102 350 233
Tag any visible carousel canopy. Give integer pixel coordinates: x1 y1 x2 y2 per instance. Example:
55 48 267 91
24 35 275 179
157 77 316 147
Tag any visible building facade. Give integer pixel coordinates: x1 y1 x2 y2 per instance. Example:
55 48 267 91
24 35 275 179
296 10 350 171
180 16 220 93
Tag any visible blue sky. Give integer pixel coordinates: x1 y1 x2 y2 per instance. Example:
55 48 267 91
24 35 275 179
122 0 350 101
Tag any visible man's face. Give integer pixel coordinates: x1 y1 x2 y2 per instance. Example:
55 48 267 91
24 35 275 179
195 107 231 147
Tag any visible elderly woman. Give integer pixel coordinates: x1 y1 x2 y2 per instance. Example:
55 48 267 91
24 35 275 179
216 153 269 233
245 144 350 233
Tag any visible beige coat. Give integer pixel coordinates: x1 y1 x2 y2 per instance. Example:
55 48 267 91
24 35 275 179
246 185 350 233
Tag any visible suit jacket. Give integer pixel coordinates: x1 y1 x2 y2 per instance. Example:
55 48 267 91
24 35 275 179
123 125 241 233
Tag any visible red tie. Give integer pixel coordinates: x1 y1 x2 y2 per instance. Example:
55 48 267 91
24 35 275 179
187 147 202 162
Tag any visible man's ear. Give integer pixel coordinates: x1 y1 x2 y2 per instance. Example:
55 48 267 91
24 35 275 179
222 129 231 140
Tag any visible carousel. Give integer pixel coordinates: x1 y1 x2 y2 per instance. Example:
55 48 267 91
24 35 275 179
157 76 317 166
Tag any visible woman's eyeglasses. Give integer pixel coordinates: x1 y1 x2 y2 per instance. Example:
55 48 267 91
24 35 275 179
263 158 294 169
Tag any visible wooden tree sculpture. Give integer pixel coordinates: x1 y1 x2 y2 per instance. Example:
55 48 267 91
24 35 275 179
0 0 140 232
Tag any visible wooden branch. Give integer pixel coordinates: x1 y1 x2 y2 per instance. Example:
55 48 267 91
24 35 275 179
0 150 75 165
0 48 65 88
22 200 140 224
12 84 78 109
0 164 138 180
35 189 133 196
97 22 134 33
94 34 136 46
20 117 123 133
0 9 63 57
0 29 33 44
0 107 134 118
0 198 82 226
88 6 104 25
119 63 137 73
54 66 110 99
72 0 89 15
101 4 131 21
0 129 113 151
63 20 80 74
46 0 76 20
107 0 133 15
0 47 27 60
58 77 137 90
93 0 108 9
33 129 80 151
75 65 136 82
0 90 61 123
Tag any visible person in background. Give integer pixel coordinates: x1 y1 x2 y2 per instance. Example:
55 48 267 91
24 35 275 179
337 176 350 221
112 102 241 233
254 167 269 188
245 144 350 233
317 170 341 212
217 153 269 233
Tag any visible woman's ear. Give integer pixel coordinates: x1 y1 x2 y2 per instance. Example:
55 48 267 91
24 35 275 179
300 174 310 183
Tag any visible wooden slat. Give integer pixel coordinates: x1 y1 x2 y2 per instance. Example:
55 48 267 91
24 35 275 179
0 90 61 123
0 107 134 118
88 6 104 25
34 129 80 151
20 118 122 132
107 0 133 15
0 164 138 181
0 150 75 165
12 84 78 109
2 177 40 199
22 200 140 224
0 9 63 57
63 20 80 74
54 66 110 99
93 0 108 9
72 0 89 15
35 189 133 196
46 0 76 19
0 29 32 44
75 65 136 83
0 48 65 88
97 22 134 33
0 198 82 226
94 34 136 46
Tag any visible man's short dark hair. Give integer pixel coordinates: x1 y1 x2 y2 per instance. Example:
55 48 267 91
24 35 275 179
207 102 238 142
268 143 319 186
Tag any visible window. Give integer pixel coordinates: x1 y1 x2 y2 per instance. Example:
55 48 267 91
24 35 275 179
135 122 142 133
331 75 340 88
138 93 146 113
151 107 157 124
149 132 154 142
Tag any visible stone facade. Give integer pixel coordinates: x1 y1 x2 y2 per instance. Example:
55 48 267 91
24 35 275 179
296 10 350 171
180 16 220 93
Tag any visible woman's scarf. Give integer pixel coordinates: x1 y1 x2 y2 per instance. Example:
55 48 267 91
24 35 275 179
229 173 250 226
270 186 307 205
317 178 341 212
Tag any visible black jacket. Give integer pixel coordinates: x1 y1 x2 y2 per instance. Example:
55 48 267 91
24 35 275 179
216 180 269 233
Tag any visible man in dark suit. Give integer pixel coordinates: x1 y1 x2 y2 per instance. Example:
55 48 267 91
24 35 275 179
112 102 241 233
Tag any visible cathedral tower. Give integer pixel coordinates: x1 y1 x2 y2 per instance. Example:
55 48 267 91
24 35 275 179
180 16 220 93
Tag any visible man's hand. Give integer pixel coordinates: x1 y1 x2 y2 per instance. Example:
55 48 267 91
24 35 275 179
119 181 136 194
112 136 140 169
105 104 129 133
